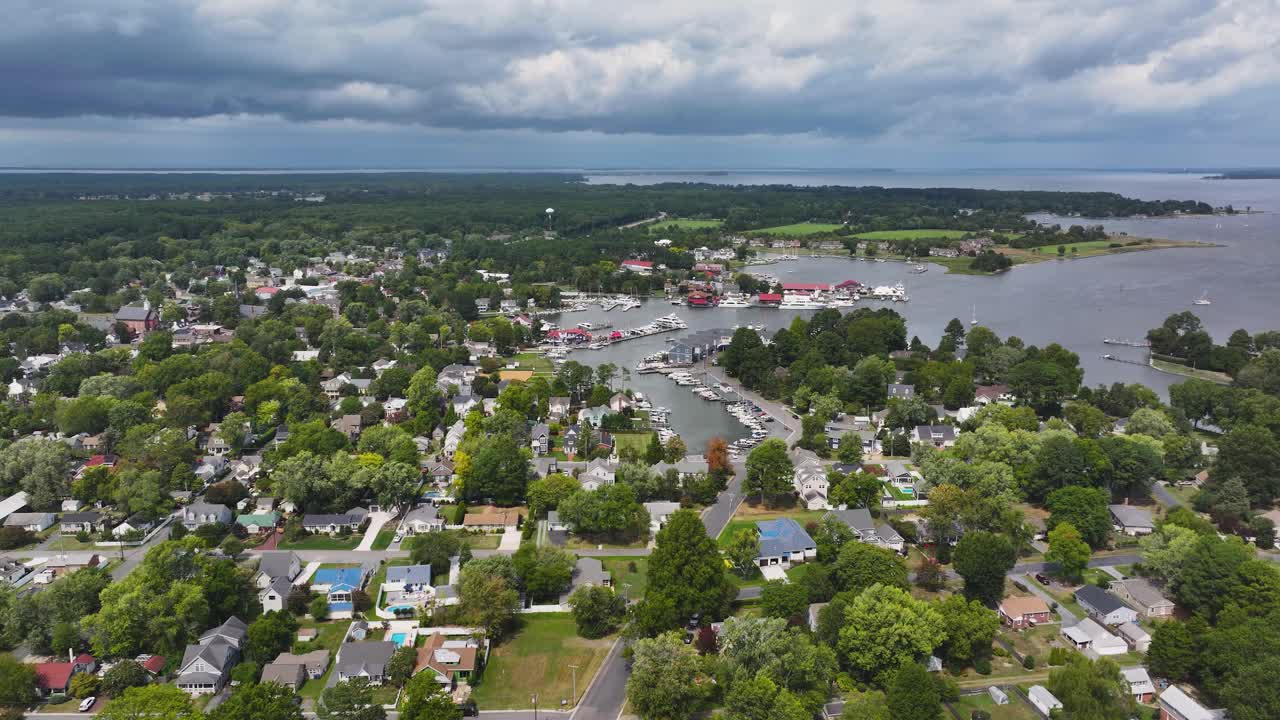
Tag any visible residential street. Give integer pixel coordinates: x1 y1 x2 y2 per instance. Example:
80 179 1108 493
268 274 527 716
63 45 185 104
571 638 629 720
1151 481 1186 509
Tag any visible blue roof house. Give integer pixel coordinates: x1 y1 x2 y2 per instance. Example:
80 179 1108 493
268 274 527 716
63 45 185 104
311 567 365 613
755 518 817 568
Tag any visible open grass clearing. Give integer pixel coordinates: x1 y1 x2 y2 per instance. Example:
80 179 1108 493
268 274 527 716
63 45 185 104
563 533 649 551
280 534 362 551
511 352 554 375
853 229 969 240
650 218 723 232
469 614 614 710
1151 358 1233 384
371 528 396 551
747 222 845 236
950 693 1040 720
1001 624 1068 661
599 556 648 599
610 431 655 458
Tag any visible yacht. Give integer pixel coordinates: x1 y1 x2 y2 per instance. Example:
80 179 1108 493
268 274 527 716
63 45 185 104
909 264 928 274
1193 290 1211 306
779 293 827 310
718 294 751 308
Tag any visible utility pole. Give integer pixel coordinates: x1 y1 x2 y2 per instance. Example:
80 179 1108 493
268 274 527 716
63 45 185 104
531 693 538 720
569 664 579 705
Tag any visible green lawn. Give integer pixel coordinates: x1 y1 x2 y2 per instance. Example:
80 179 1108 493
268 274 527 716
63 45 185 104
600 556 648 599
1032 240 1116 256
854 229 969 240
1024 576 1087 621
950 693 1039 720
881 482 919 501
44 535 98 551
280 534 362 551
1001 624 1068 662
611 431 655 457
470 614 615 710
295 619 351 698
371 528 396 551
460 533 502 550
1151 358 1233 384
650 218 723 231
511 352 554 375
747 222 845 236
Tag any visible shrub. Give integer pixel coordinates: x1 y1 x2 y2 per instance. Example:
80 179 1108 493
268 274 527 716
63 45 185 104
69 673 100 699
974 657 992 675
971 711 991 720
1023 654 1036 669
992 646 1008 657
1048 647 1070 666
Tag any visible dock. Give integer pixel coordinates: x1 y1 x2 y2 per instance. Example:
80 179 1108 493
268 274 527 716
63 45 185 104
1103 338 1151 347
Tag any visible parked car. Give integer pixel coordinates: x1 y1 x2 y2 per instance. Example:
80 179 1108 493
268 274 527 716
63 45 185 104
79 697 96 712
1035 573 1051 585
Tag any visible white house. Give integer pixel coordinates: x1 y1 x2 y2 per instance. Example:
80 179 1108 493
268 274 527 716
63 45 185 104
1028 686 1063 716
1109 504 1156 536
1075 585 1140 625
1061 618 1127 656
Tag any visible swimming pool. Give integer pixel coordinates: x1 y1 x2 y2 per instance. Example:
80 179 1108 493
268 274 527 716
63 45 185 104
390 632 409 646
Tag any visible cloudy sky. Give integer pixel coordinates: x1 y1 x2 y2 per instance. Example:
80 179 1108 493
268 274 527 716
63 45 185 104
3 0 1278 169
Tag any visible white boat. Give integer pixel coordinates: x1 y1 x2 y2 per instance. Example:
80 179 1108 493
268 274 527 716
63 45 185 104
779 293 827 309
970 305 978 325
1193 290 1211 306
718 294 751 308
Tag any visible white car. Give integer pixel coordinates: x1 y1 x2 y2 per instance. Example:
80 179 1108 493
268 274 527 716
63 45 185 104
79 696 96 712
392 533 403 544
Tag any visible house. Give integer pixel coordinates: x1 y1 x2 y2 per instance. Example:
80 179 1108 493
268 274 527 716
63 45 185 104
650 458 710 481
546 510 569 532
998 596 1052 630
1109 578 1175 618
424 460 455 485
620 259 654 275
303 508 368 534
111 514 155 538
335 641 397 685
1075 585 1140 625
1118 621 1152 653
579 459 617 491
34 655 96 697
0 491 30 525
60 510 106 534
577 406 611 428
530 423 551 456
311 567 365 612
825 508 905 552
443 420 466 458
140 655 166 677
383 398 409 423
235 512 279 534
549 397 571 420
755 518 817 568
34 552 100 583
1109 504 1156 536
259 577 294 613
176 617 246 695
1158 686 1227 720
418 634 480 689
0 560 29 585
912 425 958 448
887 383 915 399
333 414 363 441
462 510 519 532
567 558 612 598
1027 686 1063 716
881 460 921 488
436 364 477 394
402 504 444 535
608 393 632 413
643 502 681 535
115 303 159 335
974 384 1012 405
1061 618 1127 656
792 453 829 510
255 551 301 588
262 650 330 690
4 512 55 533
182 503 233 530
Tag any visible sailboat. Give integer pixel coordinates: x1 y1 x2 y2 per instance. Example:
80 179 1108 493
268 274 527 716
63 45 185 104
1193 290 1211 306
970 305 978 325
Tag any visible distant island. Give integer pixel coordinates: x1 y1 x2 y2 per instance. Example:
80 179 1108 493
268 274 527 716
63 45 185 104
1203 169 1280 179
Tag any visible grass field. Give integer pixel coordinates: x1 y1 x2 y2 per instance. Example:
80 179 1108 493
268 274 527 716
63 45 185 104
650 218 723 231
950 693 1039 720
470 614 615 710
600 556 648 599
511 352 554 375
853 229 969 240
611 431 655 457
1002 624 1067 661
460 533 502 549
371 528 396 551
1151 358 1233 384
280 534 362 551
747 222 844 236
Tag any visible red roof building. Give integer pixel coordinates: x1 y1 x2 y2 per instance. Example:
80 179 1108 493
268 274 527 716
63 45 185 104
141 655 167 674
782 282 831 293
620 260 654 273
757 293 782 304
254 286 280 297
34 657 94 696
85 454 119 468
835 280 862 290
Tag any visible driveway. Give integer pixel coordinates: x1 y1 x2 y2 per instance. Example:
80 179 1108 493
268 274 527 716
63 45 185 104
760 565 787 582
1013 572 1078 625
355 511 396 551
498 527 521 551
1151 481 1185 509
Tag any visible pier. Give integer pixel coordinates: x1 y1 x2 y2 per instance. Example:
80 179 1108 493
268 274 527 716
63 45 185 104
1103 338 1151 347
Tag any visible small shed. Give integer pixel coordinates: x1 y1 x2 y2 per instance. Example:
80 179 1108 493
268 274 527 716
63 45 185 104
988 686 1009 705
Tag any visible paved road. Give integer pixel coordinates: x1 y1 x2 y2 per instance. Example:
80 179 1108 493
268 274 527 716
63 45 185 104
1151 481 1185 509
572 639 628 720
1010 553 1142 576
699 461 746 540
479 713 572 720
737 585 762 600
1012 571 1079 625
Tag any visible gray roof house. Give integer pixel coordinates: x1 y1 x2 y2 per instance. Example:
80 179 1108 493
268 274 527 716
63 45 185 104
199 616 248 648
1109 578 1175 618
176 616 246 696
60 510 106 533
1075 585 1140 625
335 641 398 685
255 551 302 588
887 383 915 400
259 662 305 690
912 425 958 448
825 508 905 552
4 512 55 532
182 502 233 529
259 577 294 613
385 564 434 588
401 504 443 535
1109 504 1156 536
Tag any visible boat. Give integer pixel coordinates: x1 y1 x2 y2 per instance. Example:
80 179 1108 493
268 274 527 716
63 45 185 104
779 292 827 310
1193 290 1211 306
718 294 751 308
909 264 928 274
970 305 978 325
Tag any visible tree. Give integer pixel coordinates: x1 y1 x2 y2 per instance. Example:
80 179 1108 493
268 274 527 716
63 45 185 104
556 484 648 541
458 569 518 641
1045 522 1091 581
887 662 942 720
841 690 891 720
512 545 575 601
399 672 462 720
646 509 736 626
812 513 856 562
951 531 1016 605
837 433 865 464
208 682 305 720
662 435 687 463
245 613 299 666
1126 407 1174 438
644 432 664 465
101 660 150 698
1046 655 1135 720
527 473 581 517
724 675 809 720
318 678 386 720
386 646 418 687
409 531 463 570
1046 486 1111 549
310 595 330 620
569 585 626 638
69 673 100 699
1147 619 1199 682
1219 656 1280 720
832 542 909 594
725 527 761 578
625 633 705 720
0 655 35 708
98 685 201 720
760 580 809 621
838 584 946 683
1213 424 1280 505
460 434 530 505
0 437 72 510
936 595 998 668
744 439 793 503
915 555 946 592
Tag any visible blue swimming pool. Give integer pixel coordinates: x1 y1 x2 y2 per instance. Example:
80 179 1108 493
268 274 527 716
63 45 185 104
391 632 408 646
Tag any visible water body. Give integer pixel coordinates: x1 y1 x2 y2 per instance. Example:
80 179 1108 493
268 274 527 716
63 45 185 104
575 170 1280 451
